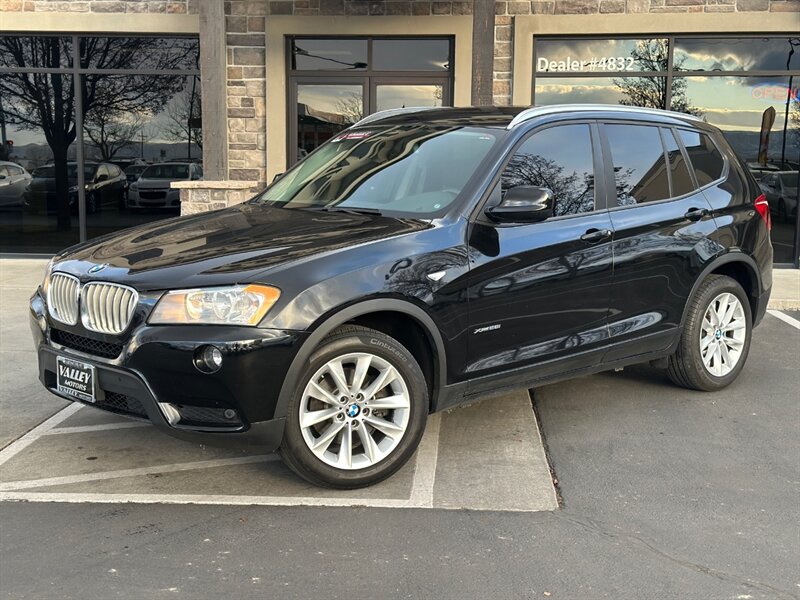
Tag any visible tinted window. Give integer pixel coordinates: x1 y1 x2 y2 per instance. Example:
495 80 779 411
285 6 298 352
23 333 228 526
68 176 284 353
673 37 799 72
372 39 450 71
501 124 596 217
663 128 695 197
10 166 24 175
677 130 725 187
291 39 368 71
142 164 190 179
605 124 670 206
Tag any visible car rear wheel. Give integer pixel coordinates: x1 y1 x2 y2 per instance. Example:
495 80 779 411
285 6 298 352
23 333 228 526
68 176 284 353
667 275 752 391
279 325 428 489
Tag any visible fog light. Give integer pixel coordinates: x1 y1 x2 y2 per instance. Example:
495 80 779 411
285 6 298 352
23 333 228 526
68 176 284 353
223 408 237 420
194 345 223 373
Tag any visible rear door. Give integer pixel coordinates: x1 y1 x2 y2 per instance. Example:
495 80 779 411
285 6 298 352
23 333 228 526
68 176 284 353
601 121 718 361
465 121 615 385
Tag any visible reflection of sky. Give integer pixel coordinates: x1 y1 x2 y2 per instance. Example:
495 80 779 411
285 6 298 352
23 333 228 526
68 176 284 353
674 37 799 71
535 38 666 71
298 84 363 114
535 76 798 133
375 85 443 111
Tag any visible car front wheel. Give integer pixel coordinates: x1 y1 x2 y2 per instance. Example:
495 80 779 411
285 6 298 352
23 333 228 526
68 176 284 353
279 325 428 488
667 275 752 391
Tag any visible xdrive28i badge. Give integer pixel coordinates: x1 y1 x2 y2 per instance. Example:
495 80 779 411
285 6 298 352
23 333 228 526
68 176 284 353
88 264 108 274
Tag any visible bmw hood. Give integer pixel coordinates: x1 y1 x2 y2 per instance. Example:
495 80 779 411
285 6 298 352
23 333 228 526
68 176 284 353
52 203 430 291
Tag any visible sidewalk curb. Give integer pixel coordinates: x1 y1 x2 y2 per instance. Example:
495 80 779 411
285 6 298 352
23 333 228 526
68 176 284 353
767 300 800 311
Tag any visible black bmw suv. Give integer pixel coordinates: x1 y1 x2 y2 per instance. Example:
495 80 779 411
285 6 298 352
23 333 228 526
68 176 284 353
30 105 772 488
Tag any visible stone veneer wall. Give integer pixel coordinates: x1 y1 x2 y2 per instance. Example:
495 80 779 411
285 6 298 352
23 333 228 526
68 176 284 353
173 180 263 216
0 0 197 12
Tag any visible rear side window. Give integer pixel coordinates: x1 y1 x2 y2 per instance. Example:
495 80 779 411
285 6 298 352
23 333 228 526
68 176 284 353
501 123 596 217
604 124 671 206
662 128 695 197
676 129 725 187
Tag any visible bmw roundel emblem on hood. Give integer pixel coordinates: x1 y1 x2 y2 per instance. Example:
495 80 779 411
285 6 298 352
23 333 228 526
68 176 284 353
88 263 108 274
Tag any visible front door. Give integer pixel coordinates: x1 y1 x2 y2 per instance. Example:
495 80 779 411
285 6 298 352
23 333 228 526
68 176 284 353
465 122 614 389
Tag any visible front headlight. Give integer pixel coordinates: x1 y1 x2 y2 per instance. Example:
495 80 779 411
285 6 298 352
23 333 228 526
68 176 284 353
130 183 138 192
149 284 280 326
41 257 56 296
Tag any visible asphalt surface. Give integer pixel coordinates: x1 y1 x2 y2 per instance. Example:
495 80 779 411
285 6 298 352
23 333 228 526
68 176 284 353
1 312 798 599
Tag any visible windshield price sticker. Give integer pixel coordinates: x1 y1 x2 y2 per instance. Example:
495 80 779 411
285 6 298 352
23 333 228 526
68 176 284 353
537 56 636 73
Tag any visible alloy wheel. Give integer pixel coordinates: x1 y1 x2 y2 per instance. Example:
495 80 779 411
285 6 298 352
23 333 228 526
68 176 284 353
699 292 747 377
298 352 411 470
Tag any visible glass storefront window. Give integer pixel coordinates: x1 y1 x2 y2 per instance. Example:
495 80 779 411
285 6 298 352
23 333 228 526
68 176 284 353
532 34 800 265
296 83 364 160
375 84 444 112
534 38 669 74
291 39 368 71
372 39 451 71
0 33 200 254
673 37 800 72
79 36 200 71
0 72 79 253
534 76 668 109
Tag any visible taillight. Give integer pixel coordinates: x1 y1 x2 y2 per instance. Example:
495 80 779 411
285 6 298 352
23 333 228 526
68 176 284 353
754 193 771 231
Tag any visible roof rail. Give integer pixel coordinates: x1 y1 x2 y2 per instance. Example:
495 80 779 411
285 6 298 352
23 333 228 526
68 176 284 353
352 106 441 128
507 104 702 130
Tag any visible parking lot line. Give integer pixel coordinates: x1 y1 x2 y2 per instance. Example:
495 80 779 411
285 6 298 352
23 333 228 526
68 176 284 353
767 309 800 330
0 455 279 492
0 403 83 466
42 421 151 435
407 413 441 508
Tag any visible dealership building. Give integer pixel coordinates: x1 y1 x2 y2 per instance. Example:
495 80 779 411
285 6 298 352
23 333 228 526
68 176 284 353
0 1 798 265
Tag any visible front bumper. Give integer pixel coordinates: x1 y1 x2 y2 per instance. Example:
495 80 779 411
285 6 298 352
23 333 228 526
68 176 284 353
30 289 309 451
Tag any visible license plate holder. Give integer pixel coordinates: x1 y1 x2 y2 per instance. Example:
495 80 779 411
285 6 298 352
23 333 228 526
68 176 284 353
56 356 97 403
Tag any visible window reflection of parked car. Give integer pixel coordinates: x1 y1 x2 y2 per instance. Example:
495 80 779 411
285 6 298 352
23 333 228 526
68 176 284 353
759 171 798 223
111 158 146 171
124 164 148 184
746 162 781 182
127 162 203 210
23 162 128 214
0 161 32 209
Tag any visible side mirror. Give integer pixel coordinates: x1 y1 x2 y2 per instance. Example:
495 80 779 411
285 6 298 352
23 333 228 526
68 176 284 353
485 186 554 224
95 174 109 183
0 174 7 181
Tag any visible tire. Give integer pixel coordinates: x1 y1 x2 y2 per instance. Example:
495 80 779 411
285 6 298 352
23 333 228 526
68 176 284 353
279 325 428 489
667 275 752 391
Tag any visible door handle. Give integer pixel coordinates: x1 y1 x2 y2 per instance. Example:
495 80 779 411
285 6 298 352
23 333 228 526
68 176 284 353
684 207 710 221
580 228 612 243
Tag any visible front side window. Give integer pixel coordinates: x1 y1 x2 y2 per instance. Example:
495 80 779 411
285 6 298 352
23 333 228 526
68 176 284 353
605 123 671 206
256 126 499 217
501 124 597 218
676 130 725 187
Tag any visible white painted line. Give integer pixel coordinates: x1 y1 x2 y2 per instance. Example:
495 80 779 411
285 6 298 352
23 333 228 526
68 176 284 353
0 403 83 467
0 455 279 492
407 413 441 508
0 491 544 512
767 309 800 330
43 421 151 435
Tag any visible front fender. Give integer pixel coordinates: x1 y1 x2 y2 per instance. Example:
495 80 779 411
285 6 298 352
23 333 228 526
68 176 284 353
272 298 448 421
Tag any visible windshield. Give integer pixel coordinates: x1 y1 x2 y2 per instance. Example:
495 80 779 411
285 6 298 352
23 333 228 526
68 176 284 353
254 125 500 217
33 164 95 179
141 164 190 179
780 173 798 188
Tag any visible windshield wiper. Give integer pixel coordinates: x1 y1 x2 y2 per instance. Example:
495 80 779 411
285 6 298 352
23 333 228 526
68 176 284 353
316 206 383 216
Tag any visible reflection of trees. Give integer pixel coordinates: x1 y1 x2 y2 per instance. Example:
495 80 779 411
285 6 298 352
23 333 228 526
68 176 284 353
334 92 364 125
501 153 594 216
84 104 143 161
613 40 700 116
0 36 197 230
164 77 203 153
